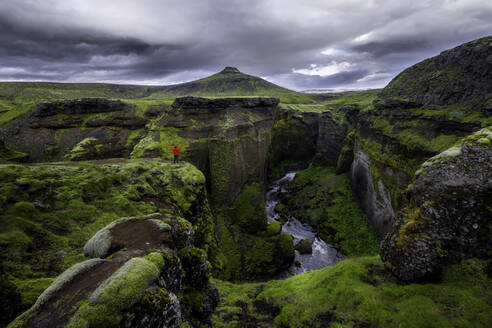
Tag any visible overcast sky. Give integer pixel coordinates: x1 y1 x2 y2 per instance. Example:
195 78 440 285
0 0 491 91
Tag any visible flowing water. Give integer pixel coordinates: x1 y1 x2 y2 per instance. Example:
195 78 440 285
266 171 345 276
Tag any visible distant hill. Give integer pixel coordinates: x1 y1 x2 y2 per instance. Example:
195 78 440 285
145 67 315 103
0 81 151 102
0 67 320 104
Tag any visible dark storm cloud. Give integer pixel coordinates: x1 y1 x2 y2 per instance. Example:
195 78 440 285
0 0 491 89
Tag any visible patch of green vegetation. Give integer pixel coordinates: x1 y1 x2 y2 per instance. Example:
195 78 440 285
0 82 153 103
359 137 422 177
0 102 36 126
11 277 55 308
63 137 101 161
232 183 267 234
279 103 328 113
371 117 394 136
325 89 380 110
266 222 282 236
211 278 273 327
0 142 28 162
213 257 492 328
67 257 160 328
121 99 173 116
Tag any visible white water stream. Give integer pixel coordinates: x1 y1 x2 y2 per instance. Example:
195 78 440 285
266 171 344 276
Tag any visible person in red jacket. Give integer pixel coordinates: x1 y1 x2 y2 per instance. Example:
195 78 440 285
168 145 183 163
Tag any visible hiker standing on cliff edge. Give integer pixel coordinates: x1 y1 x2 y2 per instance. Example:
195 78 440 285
168 145 183 163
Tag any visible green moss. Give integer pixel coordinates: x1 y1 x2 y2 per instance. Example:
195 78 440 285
11 277 56 307
68 257 160 328
0 102 35 127
209 140 233 204
64 137 101 161
0 142 29 162
371 117 394 136
232 183 267 234
213 256 492 328
179 285 205 314
266 222 282 236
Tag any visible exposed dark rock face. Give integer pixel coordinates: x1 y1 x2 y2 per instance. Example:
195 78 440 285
32 98 130 117
351 145 395 239
266 110 319 180
315 111 347 166
172 96 279 110
381 127 492 282
376 36 492 110
0 99 141 162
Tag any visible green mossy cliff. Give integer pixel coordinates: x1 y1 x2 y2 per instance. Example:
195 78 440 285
0 159 217 322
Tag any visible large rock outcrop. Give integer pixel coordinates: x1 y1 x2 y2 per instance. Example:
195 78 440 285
8 214 218 328
376 36 492 110
381 127 492 282
0 98 147 162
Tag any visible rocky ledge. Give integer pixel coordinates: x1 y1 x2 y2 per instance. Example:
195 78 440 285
171 96 279 110
32 98 131 117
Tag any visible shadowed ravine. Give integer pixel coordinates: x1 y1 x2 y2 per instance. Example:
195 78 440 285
266 171 344 277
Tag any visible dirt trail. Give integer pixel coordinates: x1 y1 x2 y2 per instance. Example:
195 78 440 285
25 218 171 328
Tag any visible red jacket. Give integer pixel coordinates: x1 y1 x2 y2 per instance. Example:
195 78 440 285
168 146 182 155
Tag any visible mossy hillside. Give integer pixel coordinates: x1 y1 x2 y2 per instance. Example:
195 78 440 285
377 36 492 109
213 257 492 328
144 67 317 104
279 166 379 256
0 159 216 310
0 82 152 104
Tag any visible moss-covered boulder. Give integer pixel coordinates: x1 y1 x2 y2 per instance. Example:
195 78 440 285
8 215 218 328
295 239 313 255
381 127 492 282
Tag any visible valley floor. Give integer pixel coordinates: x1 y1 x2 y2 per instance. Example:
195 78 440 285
211 256 492 328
